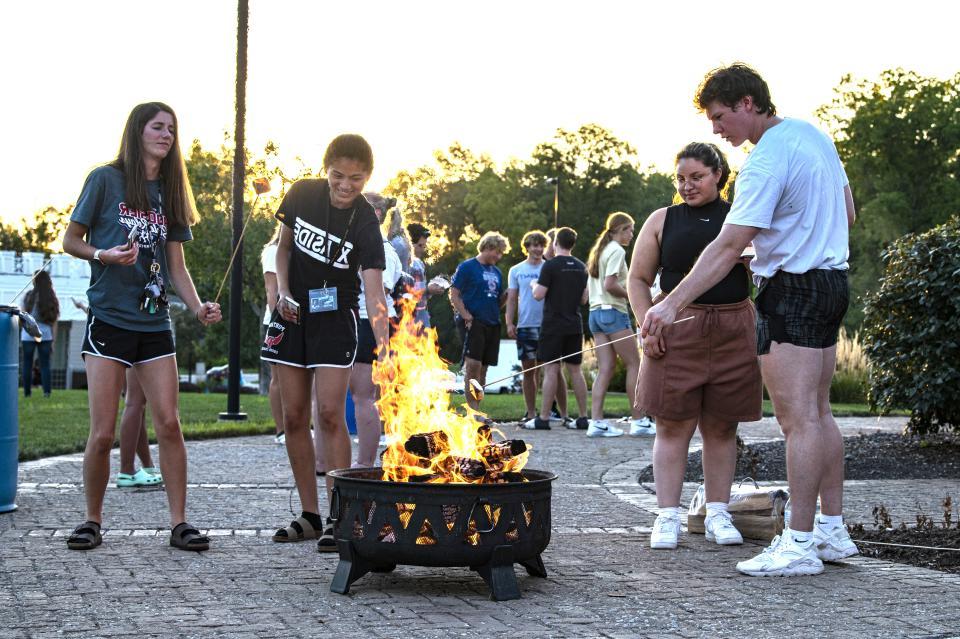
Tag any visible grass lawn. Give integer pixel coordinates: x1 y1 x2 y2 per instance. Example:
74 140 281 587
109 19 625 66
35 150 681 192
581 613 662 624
16 389 893 461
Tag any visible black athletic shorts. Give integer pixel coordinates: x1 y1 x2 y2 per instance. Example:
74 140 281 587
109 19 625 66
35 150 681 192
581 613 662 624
458 319 500 366
81 315 175 367
538 332 583 365
354 317 398 365
261 306 359 368
755 269 848 355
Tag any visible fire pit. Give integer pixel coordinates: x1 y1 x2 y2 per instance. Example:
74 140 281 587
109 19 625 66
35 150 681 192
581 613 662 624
329 467 556 600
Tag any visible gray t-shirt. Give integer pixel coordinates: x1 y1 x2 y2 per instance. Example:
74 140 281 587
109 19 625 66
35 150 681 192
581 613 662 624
507 259 544 329
69 165 192 332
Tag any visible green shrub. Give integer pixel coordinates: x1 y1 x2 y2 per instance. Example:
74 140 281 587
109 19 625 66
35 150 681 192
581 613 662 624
862 216 960 434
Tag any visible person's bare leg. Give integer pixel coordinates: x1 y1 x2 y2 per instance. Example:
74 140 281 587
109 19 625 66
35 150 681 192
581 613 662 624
136 355 189 526
314 367 352 505
652 416 699 507
268 364 284 436
520 358 538 418
698 413 739 504
313 391 326 474
82 356 127 524
539 362 561 420
556 368 568 416
609 329 642 419
565 363 589 418
816 345 844 517
591 333 614 420
761 343 825 533
349 362 380 467
118 368 148 475
464 357 484 411
276 364 319 515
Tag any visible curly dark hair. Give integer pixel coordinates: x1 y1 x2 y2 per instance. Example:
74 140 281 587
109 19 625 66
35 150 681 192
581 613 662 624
676 142 731 190
695 63 777 116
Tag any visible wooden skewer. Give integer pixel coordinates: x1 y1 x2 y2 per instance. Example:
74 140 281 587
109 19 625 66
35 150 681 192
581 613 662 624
468 315 695 400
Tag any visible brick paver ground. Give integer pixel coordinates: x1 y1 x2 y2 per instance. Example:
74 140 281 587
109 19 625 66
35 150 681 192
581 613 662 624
1 416 958 638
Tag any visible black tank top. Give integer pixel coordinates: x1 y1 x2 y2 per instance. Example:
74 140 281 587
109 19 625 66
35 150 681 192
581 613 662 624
660 198 750 305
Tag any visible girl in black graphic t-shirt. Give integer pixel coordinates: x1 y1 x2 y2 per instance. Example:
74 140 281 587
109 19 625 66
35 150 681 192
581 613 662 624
261 134 387 551
628 142 761 551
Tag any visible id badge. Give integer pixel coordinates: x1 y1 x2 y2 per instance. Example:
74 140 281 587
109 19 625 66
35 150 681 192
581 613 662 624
308 287 338 313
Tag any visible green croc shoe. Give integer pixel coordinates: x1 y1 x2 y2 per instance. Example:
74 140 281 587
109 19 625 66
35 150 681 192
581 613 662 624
116 468 163 488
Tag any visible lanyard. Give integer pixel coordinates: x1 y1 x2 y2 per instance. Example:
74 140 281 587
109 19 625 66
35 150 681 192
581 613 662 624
322 201 357 270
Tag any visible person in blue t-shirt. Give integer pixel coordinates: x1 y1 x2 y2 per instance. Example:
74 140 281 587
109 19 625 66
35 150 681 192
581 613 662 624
61 102 222 553
450 231 510 410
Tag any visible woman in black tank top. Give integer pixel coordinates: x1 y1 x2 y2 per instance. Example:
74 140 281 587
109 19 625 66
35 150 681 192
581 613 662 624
626 142 762 551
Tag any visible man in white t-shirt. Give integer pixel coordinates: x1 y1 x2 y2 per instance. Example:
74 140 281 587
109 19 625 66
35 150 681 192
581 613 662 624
506 230 549 423
642 64 858 577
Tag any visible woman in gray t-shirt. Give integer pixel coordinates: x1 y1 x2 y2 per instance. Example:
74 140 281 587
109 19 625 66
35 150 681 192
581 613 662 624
61 102 222 553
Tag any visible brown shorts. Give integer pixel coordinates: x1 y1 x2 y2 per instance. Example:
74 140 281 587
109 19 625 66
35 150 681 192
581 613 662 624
636 297 762 422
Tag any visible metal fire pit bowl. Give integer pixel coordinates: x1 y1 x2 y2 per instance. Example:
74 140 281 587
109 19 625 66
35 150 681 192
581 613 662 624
328 467 556 601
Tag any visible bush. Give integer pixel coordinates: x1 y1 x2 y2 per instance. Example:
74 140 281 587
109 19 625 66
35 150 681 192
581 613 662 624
862 216 960 434
830 329 868 404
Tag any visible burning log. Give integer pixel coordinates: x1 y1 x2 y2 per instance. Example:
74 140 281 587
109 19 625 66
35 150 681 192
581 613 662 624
404 431 450 459
442 456 487 481
480 440 527 464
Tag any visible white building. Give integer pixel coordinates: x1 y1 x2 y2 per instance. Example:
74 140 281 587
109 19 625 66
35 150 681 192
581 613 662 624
1 251 91 389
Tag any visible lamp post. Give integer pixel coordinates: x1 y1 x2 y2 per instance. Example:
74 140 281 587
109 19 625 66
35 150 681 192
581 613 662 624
220 0 249 421
546 176 559 228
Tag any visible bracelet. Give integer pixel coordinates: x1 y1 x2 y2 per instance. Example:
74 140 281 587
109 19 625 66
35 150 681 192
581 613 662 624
93 249 104 265
196 307 204 321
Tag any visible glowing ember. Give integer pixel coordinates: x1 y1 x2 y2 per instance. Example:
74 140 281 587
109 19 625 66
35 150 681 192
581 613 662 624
373 294 530 483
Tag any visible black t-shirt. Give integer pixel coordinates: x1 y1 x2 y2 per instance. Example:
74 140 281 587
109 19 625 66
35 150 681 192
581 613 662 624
660 198 750 305
276 179 386 309
539 255 587 335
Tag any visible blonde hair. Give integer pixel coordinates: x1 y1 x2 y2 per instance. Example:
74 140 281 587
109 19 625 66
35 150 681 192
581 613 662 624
586 212 634 278
477 231 510 254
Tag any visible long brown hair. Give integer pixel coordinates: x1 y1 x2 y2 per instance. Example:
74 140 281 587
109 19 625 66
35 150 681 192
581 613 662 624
586 212 634 278
109 102 198 227
23 270 59 325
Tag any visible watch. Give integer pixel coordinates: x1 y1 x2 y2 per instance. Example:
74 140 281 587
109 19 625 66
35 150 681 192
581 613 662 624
93 249 104 264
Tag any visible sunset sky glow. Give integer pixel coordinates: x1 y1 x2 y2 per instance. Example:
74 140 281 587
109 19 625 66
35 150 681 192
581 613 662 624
1 0 955 225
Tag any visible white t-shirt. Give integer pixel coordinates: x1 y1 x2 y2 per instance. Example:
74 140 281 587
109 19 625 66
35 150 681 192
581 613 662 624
507 259 544 329
587 241 629 313
358 237 403 319
724 118 850 281
261 244 278 325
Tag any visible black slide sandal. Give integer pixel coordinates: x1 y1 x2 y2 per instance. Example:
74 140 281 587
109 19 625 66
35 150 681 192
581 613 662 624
170 523 210 551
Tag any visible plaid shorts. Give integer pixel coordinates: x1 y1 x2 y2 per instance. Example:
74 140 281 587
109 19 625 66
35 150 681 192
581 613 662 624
755 269 848 355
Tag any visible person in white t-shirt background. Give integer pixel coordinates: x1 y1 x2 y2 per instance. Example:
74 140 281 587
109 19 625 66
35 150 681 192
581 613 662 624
349 192 403 468
261 225 286 445
586 213 654 437
506 230 549 423
642 63 858 577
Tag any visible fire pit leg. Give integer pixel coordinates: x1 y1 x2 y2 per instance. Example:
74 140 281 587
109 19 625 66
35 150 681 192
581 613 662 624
519 554 547 578
331 539 392 594
472 545 521 601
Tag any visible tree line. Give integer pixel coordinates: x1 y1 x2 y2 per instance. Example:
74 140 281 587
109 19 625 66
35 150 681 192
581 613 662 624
4 68 957 368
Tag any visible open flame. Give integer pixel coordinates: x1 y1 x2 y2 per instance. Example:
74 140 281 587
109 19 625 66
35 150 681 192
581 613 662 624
373 293 530 483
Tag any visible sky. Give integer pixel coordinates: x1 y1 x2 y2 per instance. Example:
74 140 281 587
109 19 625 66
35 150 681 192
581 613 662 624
1 0 956 225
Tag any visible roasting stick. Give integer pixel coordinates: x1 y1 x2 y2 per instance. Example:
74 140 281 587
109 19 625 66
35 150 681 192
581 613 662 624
468 315 696 401
214 178 271 304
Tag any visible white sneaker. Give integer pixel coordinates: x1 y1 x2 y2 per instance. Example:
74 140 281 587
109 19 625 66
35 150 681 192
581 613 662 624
705 511 743 545
586 420 624 438
628 417 656 437
736 533 824 577
650 513 681 549
274 432 286 445
814 521 859 561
